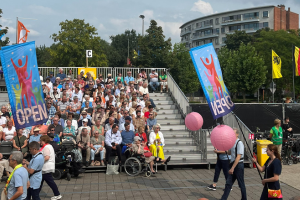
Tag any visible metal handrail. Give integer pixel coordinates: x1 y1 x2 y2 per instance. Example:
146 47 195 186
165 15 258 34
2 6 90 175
167 71 189 118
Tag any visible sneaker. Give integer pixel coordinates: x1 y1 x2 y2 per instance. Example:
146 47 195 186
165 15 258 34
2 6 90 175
207 184 216 191
51 195 62 200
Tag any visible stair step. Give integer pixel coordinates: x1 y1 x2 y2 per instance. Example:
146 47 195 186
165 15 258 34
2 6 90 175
164 154 202 161
164 144 198 151
149 93 169 97
156 109 178 114
156 114 182 120
160 130 189 137
155 101 174 105
152 97 172 101
167 159 209 165
160 125 186 131
156 105 176 110
157 119 184 125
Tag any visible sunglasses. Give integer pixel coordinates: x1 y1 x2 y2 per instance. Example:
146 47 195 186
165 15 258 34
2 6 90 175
50 129 55 131
47 103 52 104
82 114 87 115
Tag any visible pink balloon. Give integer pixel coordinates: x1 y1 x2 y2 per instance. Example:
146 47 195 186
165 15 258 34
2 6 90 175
185 112 203 131
210 125 236 151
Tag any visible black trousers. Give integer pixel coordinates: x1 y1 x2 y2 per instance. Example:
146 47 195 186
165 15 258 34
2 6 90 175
106 145 122 163
39 173 60 196
27 188 40 200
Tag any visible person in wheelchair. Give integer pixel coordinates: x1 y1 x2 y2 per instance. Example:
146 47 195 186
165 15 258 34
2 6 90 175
131 136 170 174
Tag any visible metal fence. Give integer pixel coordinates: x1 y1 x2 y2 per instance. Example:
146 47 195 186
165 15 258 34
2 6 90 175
167 71 189 117
223 112 253 161
38 67 168 81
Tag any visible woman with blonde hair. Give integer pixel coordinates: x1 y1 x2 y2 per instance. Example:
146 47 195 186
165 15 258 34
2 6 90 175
269 119 283 156
142 101 151 114
2 120 16 141
252 144 282 200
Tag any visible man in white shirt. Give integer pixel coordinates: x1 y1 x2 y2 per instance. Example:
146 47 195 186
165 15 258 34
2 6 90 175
149 68 159 92
72 87 83 102
105 124 122 163
139 82 149 98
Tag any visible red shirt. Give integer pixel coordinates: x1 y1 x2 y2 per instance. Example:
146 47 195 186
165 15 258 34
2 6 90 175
135 132 147 143
144 111 150 119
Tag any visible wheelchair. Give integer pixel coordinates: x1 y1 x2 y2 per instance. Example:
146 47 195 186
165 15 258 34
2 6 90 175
124 152 153 177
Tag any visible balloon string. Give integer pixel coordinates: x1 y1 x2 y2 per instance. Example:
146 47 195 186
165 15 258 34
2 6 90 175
232 112 263 180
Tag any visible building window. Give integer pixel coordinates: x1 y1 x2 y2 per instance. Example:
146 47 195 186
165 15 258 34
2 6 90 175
263 11 269 18
222 37 227 43
203 29 212 36
244 23 259 30
216 28 219 34
263 22 269 28
229 25 242 32
216 18 219 25
243 12 259 20
222 15 241 23
203 19 213 27
215 38 219 45
221 28 225 33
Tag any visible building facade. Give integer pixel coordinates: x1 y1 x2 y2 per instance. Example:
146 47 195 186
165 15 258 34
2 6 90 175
180 5 299 51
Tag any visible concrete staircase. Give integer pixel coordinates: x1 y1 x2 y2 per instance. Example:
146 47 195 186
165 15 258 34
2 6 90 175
150 93 216 165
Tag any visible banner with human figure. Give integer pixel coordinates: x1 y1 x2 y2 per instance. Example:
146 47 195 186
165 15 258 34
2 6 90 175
190 43 235 119
0 41 48 129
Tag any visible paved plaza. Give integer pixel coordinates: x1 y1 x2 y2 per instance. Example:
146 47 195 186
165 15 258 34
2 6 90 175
1 165 298 200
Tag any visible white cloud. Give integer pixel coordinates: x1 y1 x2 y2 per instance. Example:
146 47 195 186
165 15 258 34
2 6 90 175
99 23 106 30
141 10 154 19
28 29 40 36
27 5 56 15
156 20 182 40
110 18 128 26
191 0 214 15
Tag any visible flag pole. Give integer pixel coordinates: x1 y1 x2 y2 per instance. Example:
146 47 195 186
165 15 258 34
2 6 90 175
16 17 18 44
272 50 274 103
292 44 296 102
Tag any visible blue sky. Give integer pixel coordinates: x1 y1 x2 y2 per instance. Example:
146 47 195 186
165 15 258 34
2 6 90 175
1 0 299 47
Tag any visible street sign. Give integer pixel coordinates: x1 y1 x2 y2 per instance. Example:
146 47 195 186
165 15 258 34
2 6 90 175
86 50 92 58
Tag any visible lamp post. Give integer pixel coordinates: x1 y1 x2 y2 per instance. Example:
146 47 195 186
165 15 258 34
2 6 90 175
139 15 145 36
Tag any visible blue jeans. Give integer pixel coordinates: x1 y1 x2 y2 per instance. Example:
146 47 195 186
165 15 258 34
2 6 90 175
27 188 40 200
149 98 156 108
221 162 247 200
213 159 230 183
149 81 160 91
91 145 104 160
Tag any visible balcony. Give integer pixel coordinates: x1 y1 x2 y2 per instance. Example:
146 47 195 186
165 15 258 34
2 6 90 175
194 25 213 31
221 18 260 26
192 34 219 41
180 30 192 36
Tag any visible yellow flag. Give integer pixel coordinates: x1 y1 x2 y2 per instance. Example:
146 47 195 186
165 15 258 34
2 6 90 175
272 50 282 79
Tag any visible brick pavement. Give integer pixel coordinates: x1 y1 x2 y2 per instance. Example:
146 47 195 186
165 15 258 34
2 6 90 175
1 167 299 200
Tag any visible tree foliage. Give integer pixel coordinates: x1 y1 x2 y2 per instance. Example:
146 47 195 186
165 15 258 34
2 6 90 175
110 29 138 66
225 30 253 51
135 20 172 68
0 9 9 48
168 43 200 94
219 43 267 102
253 29 300 98
36 45 51 67
47 19 107 67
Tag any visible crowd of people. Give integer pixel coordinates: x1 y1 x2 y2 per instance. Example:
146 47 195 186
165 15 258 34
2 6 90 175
0 68 172 200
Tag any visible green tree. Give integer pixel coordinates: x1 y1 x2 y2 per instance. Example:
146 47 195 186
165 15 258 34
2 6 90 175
225 30 253 51
47 19 108 67
253 29 300 99
136 20 172 68
110 29 138 66
0 9 9 48
36 45 51 67
168 43 200 94
219 43 267 102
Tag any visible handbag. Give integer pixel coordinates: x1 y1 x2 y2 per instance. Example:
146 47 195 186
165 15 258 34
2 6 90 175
106 162 119 175
144 152 152 157
266 160 282 198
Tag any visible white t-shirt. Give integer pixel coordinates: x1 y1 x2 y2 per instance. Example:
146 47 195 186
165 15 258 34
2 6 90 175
0 116 7 126
139 87 149 95
149 72 158 82
45 82 53 90
3 127 16 140
42 144 55 173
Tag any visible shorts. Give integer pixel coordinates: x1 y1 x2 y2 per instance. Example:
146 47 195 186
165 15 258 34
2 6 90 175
160 82 168 86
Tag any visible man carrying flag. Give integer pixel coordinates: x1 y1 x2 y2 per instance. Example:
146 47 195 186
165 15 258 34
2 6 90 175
17 21 30 44
272 50 282 79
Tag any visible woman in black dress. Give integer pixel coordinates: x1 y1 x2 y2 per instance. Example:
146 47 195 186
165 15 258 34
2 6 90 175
252 144 282 200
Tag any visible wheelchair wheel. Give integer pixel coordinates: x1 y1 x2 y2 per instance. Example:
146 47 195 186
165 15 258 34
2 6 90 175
288 159 293 165
52 169 62 180
145 171 152 177
293 159 298 164
124 157 142 176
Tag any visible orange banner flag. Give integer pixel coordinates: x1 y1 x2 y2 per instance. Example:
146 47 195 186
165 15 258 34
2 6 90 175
17 21 30 44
